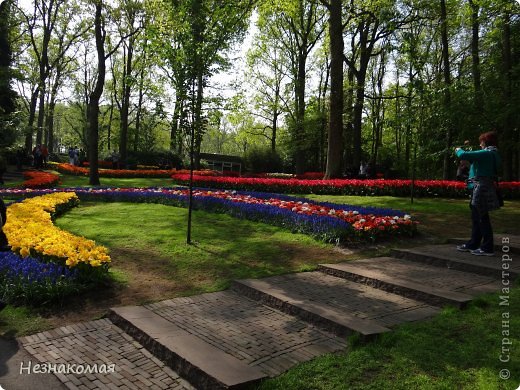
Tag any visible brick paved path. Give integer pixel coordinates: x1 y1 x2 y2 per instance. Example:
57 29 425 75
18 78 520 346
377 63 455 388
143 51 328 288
20 319 194 390
1 237 517 390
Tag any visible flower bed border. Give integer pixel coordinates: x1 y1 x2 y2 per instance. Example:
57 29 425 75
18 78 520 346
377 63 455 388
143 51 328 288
0 187 416 243
171 174 520 199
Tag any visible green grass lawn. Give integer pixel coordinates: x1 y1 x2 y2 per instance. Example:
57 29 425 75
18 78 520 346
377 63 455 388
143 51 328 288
55 202 348 295
1 180 519 389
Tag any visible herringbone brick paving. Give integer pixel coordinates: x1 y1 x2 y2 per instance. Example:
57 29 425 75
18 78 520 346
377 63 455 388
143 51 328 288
19 319 194 390
145 291 347 376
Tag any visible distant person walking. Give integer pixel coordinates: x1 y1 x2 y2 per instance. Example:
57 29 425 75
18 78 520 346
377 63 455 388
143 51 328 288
68 147 75 165
111 150 120 169
455 131 501 256
16 147 25 170
32 144 43 169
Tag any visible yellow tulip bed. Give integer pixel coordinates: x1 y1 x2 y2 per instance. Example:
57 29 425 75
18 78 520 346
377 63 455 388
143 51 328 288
4 192 111 269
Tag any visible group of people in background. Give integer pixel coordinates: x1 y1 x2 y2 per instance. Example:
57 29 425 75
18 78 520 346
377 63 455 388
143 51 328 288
31 144 49 169
68 146 87 167
68 146 79 166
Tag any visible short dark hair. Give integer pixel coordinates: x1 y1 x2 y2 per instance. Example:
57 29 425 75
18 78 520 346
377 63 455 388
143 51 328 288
479 131 498 147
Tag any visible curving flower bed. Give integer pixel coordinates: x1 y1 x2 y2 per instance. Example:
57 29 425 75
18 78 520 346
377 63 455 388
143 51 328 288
56 163 177 178
171 174 520 199
0 187 416 243
4 192 111 269
21 170 61 188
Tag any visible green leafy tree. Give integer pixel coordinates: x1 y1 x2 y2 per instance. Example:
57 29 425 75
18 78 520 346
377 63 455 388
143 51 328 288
0 0 19 148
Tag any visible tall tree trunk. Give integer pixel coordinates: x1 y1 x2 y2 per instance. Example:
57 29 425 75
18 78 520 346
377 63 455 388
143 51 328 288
120 37 134 168
405 62 414 177
88 1 106 186
500 9 513 180
324 0 343 179
36 85 46 145
394 69 401 162
352 73 366 174
45 99 55 153
271 109 278 152
34 0 55 146
294 52 307 174
193 70 204 170
344 69 355 173
25 86 39 153
134 66 145 153
468 0 483 115
45 67 62 154
440 0 453 179
170 93 182 151
107 93 114 151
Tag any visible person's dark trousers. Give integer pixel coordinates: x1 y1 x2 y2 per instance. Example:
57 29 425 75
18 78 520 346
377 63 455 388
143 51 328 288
0 230 8 248
466 204 494 252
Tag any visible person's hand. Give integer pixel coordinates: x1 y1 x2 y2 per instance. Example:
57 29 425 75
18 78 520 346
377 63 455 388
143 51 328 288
455 147 462 153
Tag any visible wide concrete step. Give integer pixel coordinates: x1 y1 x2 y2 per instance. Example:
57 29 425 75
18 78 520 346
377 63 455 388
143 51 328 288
110 291 346 384
449 234 520 254
231 272 441 337
391 244 519 279
109 305 266 389
318 257 502 308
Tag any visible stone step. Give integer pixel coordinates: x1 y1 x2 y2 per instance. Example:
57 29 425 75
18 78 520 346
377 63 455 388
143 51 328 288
231 272 441 337
318 257 502 308
109 305 267 389
448 234 520 254
110 291 347 383
232 279 390 339
391 244 519 279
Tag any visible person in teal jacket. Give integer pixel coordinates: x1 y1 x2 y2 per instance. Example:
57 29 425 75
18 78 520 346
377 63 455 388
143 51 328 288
455 131 501 256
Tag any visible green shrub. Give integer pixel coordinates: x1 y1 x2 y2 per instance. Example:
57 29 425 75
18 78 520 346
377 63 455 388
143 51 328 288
244 147 282 173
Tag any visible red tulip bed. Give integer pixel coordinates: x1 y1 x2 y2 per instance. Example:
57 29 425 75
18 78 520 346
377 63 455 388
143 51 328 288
56 163 177 178
21 170 61 188
170 173 520 199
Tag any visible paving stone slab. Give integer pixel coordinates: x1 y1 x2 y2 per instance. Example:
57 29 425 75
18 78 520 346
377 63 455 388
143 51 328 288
109 305 267 389
449 234 520 254
391 244 519 279
17 319 194 390
232 278 390 338
138 291 347 379
319 257 501 307
232 272 441 331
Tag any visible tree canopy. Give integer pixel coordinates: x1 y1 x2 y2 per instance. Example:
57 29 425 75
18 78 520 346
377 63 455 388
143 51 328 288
4 0 520 180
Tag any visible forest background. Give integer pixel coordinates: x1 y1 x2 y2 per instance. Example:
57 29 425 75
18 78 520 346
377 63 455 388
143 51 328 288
0 0 519 183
